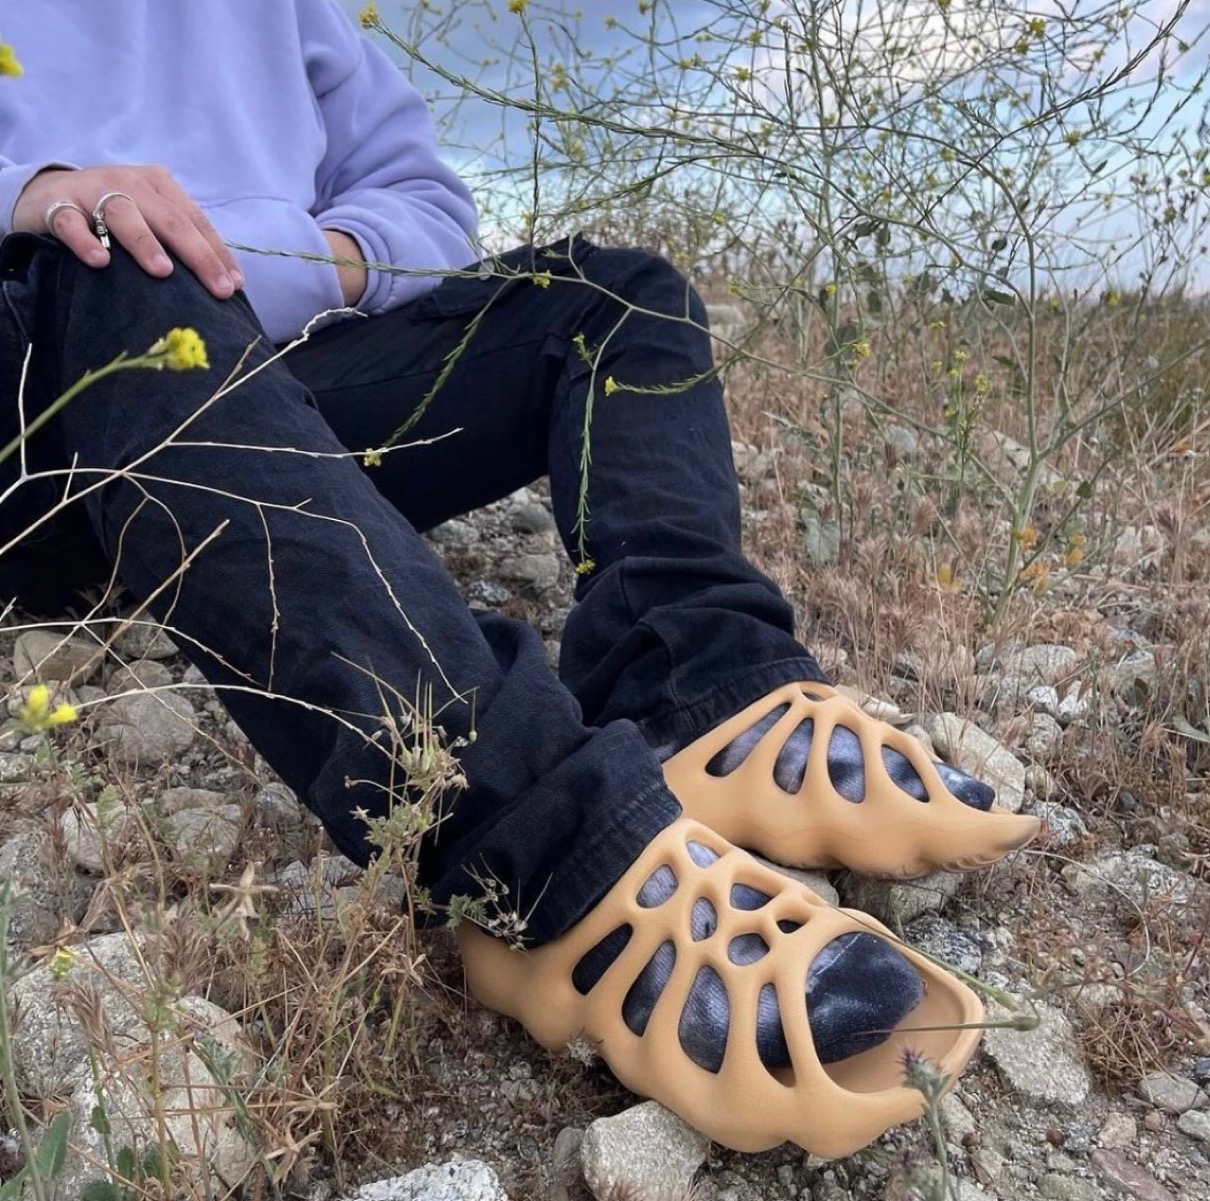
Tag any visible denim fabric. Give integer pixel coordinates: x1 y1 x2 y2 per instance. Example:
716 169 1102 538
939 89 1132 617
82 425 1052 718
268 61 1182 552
0 232 823 945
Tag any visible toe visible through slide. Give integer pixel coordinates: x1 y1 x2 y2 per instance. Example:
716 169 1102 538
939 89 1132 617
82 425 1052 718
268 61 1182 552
459 819 985 1157
663 683 1040 877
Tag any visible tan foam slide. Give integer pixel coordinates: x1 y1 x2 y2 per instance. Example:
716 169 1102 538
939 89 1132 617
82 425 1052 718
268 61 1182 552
664 682 1040 878
459 818 984 1157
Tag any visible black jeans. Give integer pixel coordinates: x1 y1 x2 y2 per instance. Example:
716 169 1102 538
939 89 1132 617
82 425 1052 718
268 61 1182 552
0 232 824 945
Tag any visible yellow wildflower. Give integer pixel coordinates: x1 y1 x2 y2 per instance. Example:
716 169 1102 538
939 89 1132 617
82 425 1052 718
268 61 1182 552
532 271 552 288
574 558 596 576
972 372 992 396
18 684 78 733
851 338 871 360
363 448 383 467
149 327 209 371
509 0 529 13
359 3 379 27
49 946 79 982
603 376 619 396
0 42 22 77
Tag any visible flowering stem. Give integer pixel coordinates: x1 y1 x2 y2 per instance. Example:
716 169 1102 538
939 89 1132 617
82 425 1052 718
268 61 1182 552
0 354 140 469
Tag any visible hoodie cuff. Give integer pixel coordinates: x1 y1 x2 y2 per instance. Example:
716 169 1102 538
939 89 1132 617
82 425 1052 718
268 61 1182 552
0 161 80 237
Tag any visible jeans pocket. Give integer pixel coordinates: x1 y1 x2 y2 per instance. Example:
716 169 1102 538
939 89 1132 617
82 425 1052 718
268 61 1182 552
408 234 600 320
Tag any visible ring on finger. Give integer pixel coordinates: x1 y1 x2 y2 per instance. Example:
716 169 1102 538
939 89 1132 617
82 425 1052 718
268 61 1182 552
43 200 88 238
90 190 136 250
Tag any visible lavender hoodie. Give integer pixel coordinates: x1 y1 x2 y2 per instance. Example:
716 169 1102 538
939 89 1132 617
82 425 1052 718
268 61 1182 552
0 1 478 341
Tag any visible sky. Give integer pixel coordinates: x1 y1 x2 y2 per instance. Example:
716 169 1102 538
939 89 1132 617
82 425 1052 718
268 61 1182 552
338 0 1210 291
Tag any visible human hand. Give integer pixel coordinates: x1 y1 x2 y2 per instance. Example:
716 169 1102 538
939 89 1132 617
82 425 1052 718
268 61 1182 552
323 229 367 306
12 165 244 299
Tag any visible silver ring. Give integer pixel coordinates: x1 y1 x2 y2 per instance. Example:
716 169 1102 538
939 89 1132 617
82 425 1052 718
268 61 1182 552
44 200 87 238
90 190 134 250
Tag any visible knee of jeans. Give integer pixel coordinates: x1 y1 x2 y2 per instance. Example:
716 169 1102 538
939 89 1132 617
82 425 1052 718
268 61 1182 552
584 246 709 327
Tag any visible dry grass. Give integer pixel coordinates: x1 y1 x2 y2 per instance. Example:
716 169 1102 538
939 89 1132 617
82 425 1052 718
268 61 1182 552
0 278 1208 1199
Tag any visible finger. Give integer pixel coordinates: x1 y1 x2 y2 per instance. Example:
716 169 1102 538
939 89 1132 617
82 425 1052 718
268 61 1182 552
91 193 175 278
133 196 240 299
46 206 109 268
154 175 245 289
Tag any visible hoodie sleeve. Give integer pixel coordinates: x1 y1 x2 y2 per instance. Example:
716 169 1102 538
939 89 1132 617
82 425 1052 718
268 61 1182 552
0 157 79 236
299 0 479 317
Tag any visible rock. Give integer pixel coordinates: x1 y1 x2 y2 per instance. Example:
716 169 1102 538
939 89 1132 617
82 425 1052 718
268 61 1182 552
923 714 1026 812
1025 684 1089 725
13 631 98 682
975 430 1069 495
1031 801 1089 849
1091 1150 1178 1201
466 580 513 607
884 425 919 459
1041 1176 1101 1201
52 1031 256 1199
838 870 962 931
1194 1057 1210 1085
1143 1110 1165 1133
93 691 197 767
58 797 135 873
499 552 560 593
904 914 982 975
941 1092 977 1145
106 659 175 694
580 1102 709 1201
1061 851 1202 907
10 931 148 1094
801 514 841 568
428 518 480 548
983 1000 1091 1106
0 832 89 952
114 623 177 661
1023 711 1064 758
1136 1072 1207 1114
833 685 906 724
164 805 245 871
999 643 1079 683
346 1161 507 1201
1098 1112 1138 1150
0 752 35 782
731 440 778 484
551 1127 586 1201
1112 525 1162 567
1105 651 1158 707
1177 1110 1210 1144
510 500 555 536
753 855 839 907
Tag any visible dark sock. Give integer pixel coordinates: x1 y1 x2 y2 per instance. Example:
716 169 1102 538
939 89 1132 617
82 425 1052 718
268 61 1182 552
705 701 996 812
571 841 923 1072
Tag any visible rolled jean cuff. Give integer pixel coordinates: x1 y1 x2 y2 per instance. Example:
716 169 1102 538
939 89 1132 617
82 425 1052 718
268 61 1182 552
526 776 682 945
635 655 830 759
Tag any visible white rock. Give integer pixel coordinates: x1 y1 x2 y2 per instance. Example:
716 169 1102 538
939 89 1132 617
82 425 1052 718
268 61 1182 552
833 685 906 724
1137 1072 1207 1114
93 691 197 766
983 1000 1091 1106
52 1036 256 1199
580 1102 709 1201
1025 684 1089 725
106 659 174 695
1023 711 1064 758
923 713 1026 811
499 552 561 592
0 832 90 951
940 1092 977 1145
1177 1109 1210 1144
10 932 148 1094
58 797 135 873
346 1161 507 1201
13 631 99 682
752 855 839 907
839 871 963 930
1061 851 1202 907
165 805 245 870
114 623 178 660
1098 1111 1137 1150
